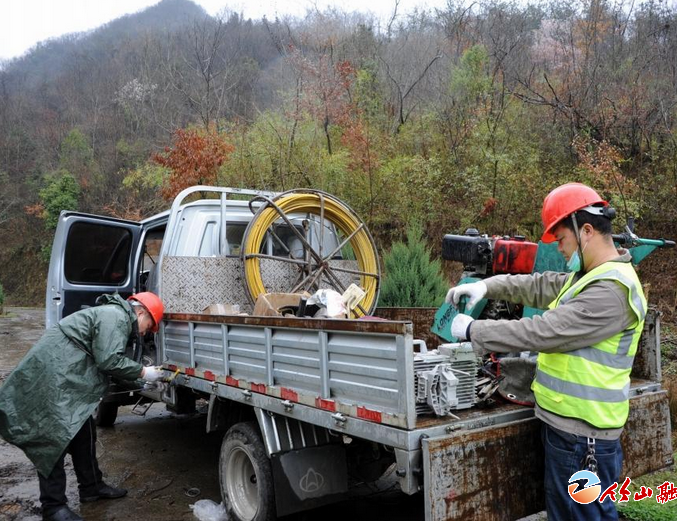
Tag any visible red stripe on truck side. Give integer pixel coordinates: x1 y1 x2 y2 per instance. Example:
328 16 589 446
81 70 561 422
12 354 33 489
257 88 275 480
251 383 266 394
281 388 298 402
357 406 382 423
226 376 238 387
315 398 336 412
185 368 195 376
203 371 216 381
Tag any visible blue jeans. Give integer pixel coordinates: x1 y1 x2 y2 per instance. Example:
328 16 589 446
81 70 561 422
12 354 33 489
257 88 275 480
542 423 623 521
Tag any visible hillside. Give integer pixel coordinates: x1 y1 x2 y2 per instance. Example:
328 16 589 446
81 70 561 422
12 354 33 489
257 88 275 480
2 0 208 90
0 0 675 321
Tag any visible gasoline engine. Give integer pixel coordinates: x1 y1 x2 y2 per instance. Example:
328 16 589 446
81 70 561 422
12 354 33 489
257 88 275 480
413 229 543 416
440 228 539 321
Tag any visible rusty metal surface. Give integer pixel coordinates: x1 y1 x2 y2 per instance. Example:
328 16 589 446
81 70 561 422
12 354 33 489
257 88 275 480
423 417 544 521
621 390 673 477
164 312 411 335
631 307 661 382
416 402 528 429
374 308 441 349
422 390 672 521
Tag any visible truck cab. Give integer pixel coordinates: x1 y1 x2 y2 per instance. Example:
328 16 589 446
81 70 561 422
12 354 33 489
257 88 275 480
47 186 343 326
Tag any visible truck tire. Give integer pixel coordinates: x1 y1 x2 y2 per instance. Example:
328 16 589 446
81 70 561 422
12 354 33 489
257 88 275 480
219 421 276 521
93 402 118 427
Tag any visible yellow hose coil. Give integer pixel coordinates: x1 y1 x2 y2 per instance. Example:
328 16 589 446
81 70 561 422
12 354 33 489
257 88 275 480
243 192 379 317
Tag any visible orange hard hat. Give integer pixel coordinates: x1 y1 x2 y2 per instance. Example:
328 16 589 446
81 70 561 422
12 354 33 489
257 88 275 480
541 183 608 243
128 292 164 333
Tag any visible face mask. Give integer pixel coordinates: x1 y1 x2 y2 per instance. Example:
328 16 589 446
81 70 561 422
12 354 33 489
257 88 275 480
566 251 581 272
566 238 589 272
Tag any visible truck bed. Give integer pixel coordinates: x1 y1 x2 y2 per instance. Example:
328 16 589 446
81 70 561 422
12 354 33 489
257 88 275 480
160 313 664 435
160 312 418 430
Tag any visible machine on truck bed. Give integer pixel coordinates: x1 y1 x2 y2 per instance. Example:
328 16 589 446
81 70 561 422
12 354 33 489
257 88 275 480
46 186 673 521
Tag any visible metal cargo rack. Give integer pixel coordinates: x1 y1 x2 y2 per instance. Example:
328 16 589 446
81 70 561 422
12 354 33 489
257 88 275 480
158 313 540 441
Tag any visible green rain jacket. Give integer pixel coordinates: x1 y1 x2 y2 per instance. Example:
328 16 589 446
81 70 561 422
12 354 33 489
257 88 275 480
0 294 143 476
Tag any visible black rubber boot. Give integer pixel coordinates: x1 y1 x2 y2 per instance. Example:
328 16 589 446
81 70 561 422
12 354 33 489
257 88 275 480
42 506 83 521
79 483 128 503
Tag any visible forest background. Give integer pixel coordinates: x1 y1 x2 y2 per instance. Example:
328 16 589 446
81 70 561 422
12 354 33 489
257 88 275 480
1 0 676 323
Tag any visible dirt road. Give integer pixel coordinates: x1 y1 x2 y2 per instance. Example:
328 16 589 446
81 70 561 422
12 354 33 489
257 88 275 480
0 308 424 521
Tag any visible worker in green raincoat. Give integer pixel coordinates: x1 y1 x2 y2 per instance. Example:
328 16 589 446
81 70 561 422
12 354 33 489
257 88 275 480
0 292 165 521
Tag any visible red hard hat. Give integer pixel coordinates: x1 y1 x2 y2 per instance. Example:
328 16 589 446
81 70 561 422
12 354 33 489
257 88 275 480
128 292 164 333
541 183 608 243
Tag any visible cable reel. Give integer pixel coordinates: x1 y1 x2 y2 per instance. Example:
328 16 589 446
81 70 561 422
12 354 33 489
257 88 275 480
241 189 380 317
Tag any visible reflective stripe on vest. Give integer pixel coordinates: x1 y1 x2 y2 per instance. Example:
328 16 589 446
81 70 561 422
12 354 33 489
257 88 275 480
556 268 647 322
533 261 646 429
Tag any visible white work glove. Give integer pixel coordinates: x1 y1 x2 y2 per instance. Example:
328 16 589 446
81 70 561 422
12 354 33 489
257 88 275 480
451 314 475 341
141 366 163 382
445 281 487 311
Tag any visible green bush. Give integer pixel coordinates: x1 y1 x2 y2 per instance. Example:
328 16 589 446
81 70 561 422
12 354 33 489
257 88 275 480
378 223 448 307
617 467 677 521
39 171 80 230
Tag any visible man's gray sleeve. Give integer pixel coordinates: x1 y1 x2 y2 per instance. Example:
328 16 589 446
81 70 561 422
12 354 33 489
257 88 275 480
483 271 570 309
470 280 637 355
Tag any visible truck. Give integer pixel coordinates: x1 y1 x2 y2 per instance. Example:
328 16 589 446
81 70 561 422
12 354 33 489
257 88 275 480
46 185 673 521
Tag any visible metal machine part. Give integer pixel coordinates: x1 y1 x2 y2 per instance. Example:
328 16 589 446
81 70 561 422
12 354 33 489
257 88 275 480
439 343 477 410
413 353 449 416
475 375 502 404
441 231 493 275
417 364 459 416
441 229 538 277
414 344 477 416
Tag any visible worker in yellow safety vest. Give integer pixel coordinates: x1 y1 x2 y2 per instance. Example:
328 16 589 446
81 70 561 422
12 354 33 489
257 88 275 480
447 182 646 521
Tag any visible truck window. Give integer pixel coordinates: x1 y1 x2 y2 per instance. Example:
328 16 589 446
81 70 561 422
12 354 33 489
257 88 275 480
225 223 273 256
139 227 165 292
271 224 306 258
143 230 164 265
225 223 247 256
64 222 132 284
199 221 218 256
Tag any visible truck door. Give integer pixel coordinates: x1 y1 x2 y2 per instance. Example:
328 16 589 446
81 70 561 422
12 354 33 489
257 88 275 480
46 212 142 328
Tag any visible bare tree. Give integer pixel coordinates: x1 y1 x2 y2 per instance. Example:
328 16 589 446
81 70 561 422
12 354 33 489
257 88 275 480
377 11 444 132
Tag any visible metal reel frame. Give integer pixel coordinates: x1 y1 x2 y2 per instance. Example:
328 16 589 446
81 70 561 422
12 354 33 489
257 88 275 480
240 189 381 317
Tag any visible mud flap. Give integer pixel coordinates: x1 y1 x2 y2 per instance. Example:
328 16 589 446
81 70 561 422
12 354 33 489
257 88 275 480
272 444 348 517
421 389 673 521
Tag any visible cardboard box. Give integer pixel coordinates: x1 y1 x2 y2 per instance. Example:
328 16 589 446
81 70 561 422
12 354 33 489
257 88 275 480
202 303 241 315
253 292 310 317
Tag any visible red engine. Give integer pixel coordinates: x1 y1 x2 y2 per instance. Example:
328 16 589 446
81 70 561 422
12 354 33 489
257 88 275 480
441 230 538 276
492 237 538 275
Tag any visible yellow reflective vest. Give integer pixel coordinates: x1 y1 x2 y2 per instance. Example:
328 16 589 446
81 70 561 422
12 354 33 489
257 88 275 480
532 261 647 429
